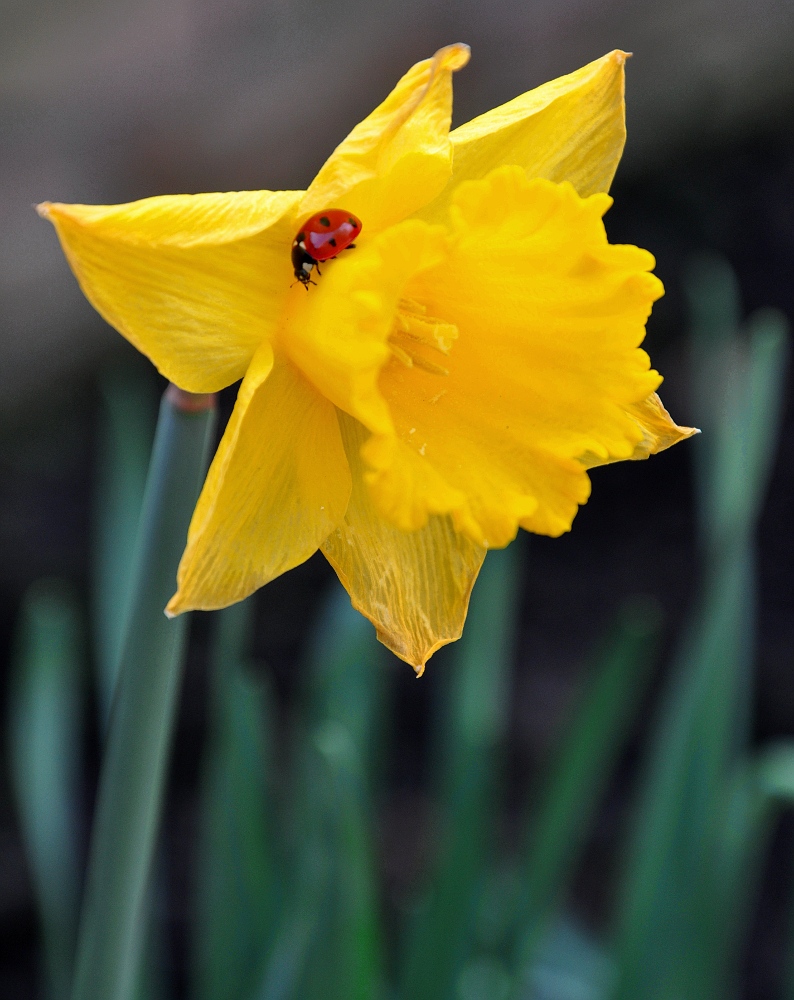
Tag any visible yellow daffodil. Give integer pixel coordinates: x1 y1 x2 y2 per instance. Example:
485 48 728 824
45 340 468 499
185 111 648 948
39 45 695 673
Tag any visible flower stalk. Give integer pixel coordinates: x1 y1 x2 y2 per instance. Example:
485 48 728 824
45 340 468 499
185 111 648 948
71 385 216 1000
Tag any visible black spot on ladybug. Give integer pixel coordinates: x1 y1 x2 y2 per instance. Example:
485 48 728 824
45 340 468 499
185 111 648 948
291 209 362 287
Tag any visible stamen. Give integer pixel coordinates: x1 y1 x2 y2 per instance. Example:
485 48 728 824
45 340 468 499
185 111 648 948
400 314 458 355
411 355 449 377
388 300 458 376
389 343 414 368
399 297 427 315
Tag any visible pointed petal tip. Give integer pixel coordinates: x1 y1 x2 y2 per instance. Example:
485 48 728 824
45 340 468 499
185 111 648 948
435 42 471 71
363 604 462 675
164 597 181 619
36 201 76 223
378 626 454 676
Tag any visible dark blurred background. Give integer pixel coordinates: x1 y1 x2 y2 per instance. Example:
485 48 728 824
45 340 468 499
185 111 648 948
2 1 794 997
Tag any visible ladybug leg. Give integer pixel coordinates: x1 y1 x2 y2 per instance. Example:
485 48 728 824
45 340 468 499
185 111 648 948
315 262 322 276
345 243 356 250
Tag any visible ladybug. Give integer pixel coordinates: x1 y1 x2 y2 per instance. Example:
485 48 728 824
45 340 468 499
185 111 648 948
291 209 362 287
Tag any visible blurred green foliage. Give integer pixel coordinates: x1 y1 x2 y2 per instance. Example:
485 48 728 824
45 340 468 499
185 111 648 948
8 579 83 999
6 256 793 1000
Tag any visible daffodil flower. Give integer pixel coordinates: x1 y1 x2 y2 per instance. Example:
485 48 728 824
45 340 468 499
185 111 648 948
39 45 695 672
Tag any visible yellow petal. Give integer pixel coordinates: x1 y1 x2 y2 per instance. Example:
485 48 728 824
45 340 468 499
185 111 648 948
367 166 668 545
584 392 699 466
279 218 447 436
166 341 351 614
321 413 486 673
38 190 302 392
421 50 627 226
299 44 470 234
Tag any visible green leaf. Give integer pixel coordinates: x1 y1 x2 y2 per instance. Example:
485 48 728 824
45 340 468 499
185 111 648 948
312 722 382 1000
254 808 330 1000
194 600 279 1000
525 917 612 1000
401 543 522 1000
712 741 794 983
71 388 216 1000
304 584 390 797
254 587 387 1000
611 554 754 1000
609 262 789 1000
511 597 661 992
8 579 84 999
257 728 381 1000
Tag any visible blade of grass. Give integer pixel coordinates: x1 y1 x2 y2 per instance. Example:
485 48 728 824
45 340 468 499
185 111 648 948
254 802 331 1000
304 584 389 797
694 310 789 991
774 743 794 1000
299 590 386 1000
613 551 755 1000
523 917 612 1000
714 741 794 986
253 586 387 1000
401 543 522 1000
609 266 789 1000
685 253 742 540
509 597 661 995
71 386 216 1000
255 731 379 1000
194 600 279 1000
310 722 382 1000
8 579 84 999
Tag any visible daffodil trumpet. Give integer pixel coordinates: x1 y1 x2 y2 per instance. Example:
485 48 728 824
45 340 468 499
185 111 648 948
39 44 695 673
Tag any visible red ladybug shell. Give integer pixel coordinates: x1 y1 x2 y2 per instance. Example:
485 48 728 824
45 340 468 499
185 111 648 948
296 209 362 262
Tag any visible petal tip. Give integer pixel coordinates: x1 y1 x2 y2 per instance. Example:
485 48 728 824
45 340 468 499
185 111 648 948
36 201 54 220
164 596 182 618
436 42 471 71
603 50 631 68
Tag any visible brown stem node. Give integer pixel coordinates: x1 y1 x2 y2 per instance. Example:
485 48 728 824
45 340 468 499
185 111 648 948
165 384 217 413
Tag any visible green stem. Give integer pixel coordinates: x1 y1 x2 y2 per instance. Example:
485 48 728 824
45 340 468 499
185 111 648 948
71 385 216 1000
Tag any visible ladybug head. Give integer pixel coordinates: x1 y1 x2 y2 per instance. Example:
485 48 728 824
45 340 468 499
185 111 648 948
291 241 317 289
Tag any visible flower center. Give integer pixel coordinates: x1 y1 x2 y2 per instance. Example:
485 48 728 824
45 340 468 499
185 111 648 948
388 298 458 376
